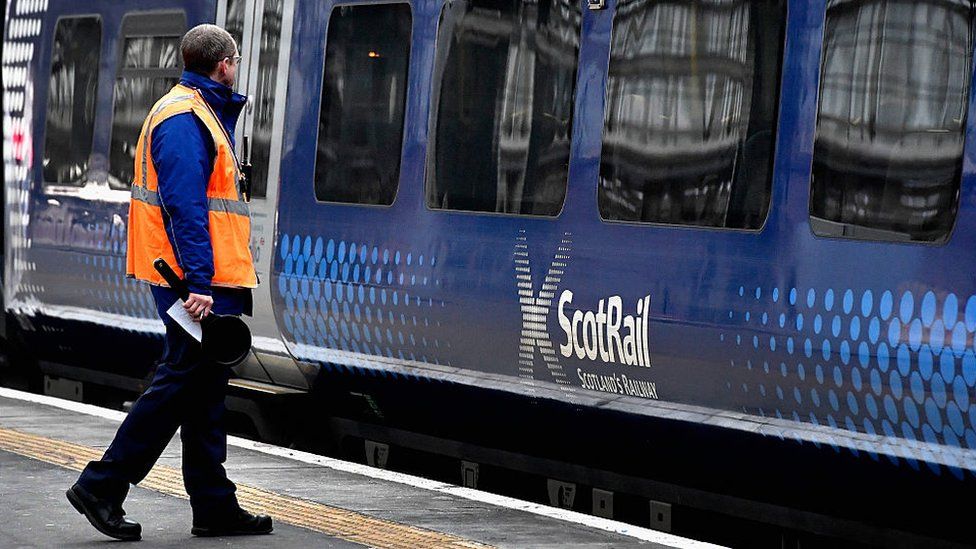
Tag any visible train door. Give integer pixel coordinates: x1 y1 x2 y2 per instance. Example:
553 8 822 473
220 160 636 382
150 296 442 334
218 0 304 383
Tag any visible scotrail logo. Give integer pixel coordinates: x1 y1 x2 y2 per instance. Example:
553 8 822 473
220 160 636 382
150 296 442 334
557 292 651 368
514 230 653 385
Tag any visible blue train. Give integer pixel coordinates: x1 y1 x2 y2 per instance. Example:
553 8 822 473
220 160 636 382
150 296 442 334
3 0 975 545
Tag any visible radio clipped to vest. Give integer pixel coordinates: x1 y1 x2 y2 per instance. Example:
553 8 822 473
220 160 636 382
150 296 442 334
241 135 252 203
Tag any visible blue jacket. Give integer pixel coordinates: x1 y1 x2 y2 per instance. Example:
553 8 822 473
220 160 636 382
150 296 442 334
149 70 251 320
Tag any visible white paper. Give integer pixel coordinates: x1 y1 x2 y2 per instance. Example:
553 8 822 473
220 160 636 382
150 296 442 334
166 300 203 342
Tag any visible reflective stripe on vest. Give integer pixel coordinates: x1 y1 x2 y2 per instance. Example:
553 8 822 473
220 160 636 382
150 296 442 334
131 184 250 217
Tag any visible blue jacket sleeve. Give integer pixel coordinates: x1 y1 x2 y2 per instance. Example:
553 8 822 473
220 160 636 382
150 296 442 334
151 113 217 296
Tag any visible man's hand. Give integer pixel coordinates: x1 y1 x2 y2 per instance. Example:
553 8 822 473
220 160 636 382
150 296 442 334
184 293 214 323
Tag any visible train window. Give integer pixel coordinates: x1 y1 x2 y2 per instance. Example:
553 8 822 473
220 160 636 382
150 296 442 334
426 0 581 216
224 0 246 56
249 0 285 200
313 4 411 205
43 16 102 186
599 0 785 229
809 0 974 243
109 12 186 189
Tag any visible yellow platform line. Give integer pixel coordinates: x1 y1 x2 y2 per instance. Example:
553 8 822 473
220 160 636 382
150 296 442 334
0 427 493 549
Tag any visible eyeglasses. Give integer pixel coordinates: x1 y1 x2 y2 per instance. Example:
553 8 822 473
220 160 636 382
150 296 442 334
224 54 243 66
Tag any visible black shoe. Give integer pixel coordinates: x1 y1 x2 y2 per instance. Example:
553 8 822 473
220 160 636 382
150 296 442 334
191 508 273 537
66 483 142 541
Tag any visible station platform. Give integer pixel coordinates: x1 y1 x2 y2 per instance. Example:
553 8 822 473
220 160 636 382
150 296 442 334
0 388 722 548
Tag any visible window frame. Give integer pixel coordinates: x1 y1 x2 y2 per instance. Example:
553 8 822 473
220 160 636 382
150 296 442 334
806 0 973 246
595 0 788 233
107 10 187 190
239 0 286 201
41 13 105 189
310 0 414 209
423 0 583 219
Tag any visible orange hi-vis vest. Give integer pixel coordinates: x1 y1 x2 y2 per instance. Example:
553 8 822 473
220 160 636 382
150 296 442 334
126 84 257 289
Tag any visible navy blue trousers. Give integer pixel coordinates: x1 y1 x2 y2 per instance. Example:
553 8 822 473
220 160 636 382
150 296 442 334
78 320 238 521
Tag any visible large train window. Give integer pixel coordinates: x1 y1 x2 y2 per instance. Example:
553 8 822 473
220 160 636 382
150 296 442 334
109 12 186 189
42 16 102 186
810 0 974 243
599 0 785 229
313 4 412 205
426 0 581 216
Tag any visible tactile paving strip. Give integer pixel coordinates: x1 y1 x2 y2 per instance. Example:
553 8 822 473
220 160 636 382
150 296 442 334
0 427 493 548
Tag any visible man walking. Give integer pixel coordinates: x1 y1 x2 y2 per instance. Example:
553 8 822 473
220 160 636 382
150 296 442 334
65 24 271 541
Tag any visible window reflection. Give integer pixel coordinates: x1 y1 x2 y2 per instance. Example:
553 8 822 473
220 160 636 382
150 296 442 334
109 13 186 189
249 0 284 199
122 37 180 69
313 4 411 205
225 0 246 56
427 0 581 216
810 0 974 242
43 17 102 185
599 0 784 229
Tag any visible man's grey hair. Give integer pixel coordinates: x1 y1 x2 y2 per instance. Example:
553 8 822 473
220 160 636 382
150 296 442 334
180 24 236 75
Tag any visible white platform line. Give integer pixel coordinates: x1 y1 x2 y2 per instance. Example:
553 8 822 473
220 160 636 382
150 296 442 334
0 387 725 548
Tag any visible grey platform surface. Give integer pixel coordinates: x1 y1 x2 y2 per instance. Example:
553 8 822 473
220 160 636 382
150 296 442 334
2 451 361 548
0 393 695 548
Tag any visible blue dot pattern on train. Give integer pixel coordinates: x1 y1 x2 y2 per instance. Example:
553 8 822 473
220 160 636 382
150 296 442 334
725 286 976 479
80 224 157 322
276 234 449 380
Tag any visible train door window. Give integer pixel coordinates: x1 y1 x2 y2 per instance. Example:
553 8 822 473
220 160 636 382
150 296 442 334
43 16 102 186
809 0 974 243
426 0 581 216
109 12 186 189
599 0 785 229
313 3 411 205
248 0 285 199
223 0 247 52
